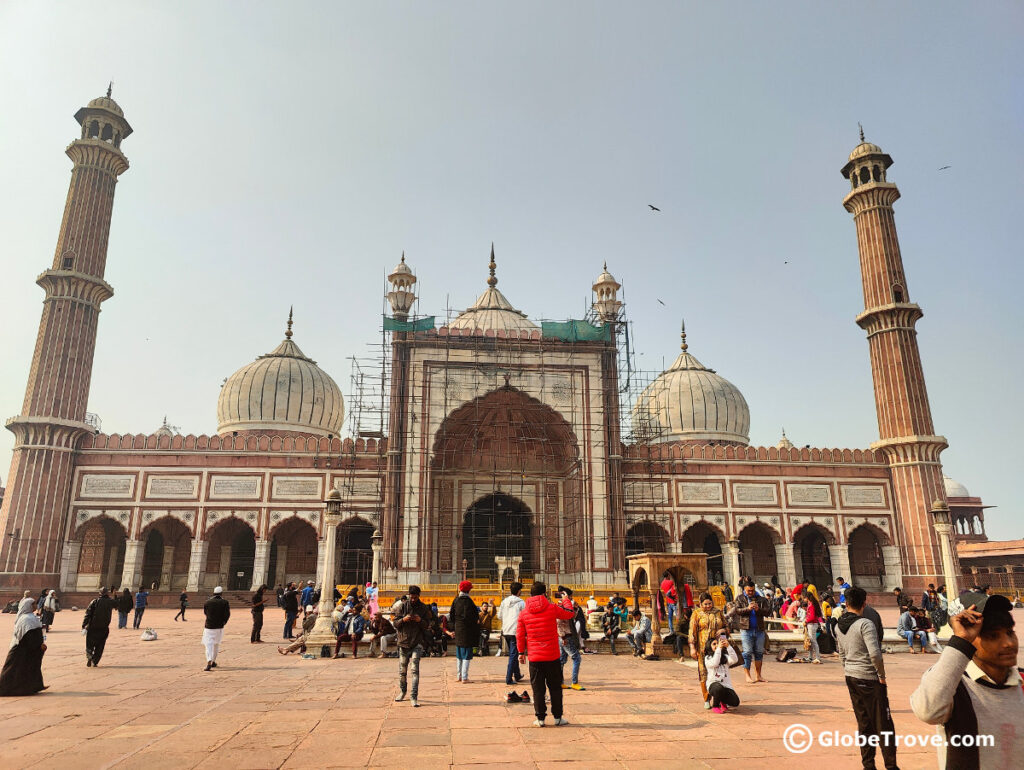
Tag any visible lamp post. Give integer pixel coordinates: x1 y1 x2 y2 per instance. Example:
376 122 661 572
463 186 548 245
306 488 344 653
931 499 959 600
371 528 383 585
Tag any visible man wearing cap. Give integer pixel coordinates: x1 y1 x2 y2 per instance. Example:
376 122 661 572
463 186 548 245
911 590 1023 769
450 580 480 683
392 585 432 707
300 580 315 608
202 587 231 671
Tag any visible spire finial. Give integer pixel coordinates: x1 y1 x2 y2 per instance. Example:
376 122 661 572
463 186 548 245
487 242 497 288
400 250 406 264
858 122 865 143
107 81 113 99
680 318 688 352
603 260 608 272
285 306 294 339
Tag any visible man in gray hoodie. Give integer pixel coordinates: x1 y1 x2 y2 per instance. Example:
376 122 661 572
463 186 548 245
836 586 898 770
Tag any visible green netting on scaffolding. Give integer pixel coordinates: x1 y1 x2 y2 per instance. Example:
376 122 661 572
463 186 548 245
382 316 436 332
540 319 611 342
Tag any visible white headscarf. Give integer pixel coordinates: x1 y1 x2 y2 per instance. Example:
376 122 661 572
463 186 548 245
43 590 57 612
11 598 42 649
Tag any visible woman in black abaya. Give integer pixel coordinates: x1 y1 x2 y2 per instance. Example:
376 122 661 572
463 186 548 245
0 598 47 696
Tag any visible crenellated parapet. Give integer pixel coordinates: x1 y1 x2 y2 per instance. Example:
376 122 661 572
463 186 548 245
80 431 387 456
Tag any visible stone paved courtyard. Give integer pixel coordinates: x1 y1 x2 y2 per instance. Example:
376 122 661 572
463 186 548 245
2 607 1020 769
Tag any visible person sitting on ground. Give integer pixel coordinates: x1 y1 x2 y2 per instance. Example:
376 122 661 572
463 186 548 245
704 629 740 714
278 606 318 655
910 590 1024 769
898 605 928 653
913 607 941 653
334 602 367 658
367 612 397 658
601 604 621 655
625 609 653 658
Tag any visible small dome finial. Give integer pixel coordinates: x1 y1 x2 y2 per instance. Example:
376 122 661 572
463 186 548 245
285 306 294 339
107 81 113 99
858 122 865 143
487 242 497 288
680 318 688 352
401 251 406 264
603 260 608 271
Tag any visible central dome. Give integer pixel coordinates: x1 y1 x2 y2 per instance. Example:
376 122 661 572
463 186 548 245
217 312 344 437
445 245 538 335
632 324 749 445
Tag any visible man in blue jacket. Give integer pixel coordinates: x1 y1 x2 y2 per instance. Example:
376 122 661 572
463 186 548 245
132 587 149 629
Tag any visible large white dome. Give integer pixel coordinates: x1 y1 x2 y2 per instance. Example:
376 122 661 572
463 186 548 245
943 476 970 499
217 318 344 437
445 245 539 335
632 327 749 445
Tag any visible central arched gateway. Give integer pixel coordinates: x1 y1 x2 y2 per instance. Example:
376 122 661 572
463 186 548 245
463 492 533 581
430 384 580 579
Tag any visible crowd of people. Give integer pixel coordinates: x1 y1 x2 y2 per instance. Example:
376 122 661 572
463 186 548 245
1 574 1020 768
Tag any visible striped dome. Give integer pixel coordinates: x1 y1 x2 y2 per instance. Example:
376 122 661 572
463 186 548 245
217 322 344 437
632 328 749 445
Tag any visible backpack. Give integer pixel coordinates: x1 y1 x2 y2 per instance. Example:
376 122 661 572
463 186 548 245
776 647 797 663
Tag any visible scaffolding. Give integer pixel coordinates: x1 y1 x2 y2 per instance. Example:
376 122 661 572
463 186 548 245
324 259 682 590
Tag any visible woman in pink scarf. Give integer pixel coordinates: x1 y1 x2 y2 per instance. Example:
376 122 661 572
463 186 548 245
365 581 379 616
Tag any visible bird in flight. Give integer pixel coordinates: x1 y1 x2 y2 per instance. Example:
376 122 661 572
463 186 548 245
649 204 661 211
656 299 666 306
938 166 951 171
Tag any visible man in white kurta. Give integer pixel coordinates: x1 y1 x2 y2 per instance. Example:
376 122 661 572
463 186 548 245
202 587 231 671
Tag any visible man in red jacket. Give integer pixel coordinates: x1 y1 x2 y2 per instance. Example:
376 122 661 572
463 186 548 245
517 581 576 727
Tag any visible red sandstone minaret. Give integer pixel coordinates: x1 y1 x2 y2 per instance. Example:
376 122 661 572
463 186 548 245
842 129 948 592
0 89 131 589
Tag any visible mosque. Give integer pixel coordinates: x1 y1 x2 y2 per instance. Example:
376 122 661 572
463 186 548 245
0 92 1017 600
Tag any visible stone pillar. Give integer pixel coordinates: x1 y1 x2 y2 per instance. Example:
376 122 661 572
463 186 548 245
105 546 121 589
307 509 342 651
60 541 82 592
775 543 797 588
217 546 231 589
881 545 904 592
121 539 143 590
275 545 288 586
160 545 175 590
186 539 209 592
742 549 755 581
315 539 327 584
251 539 271 591
828 545 852 586
932 524 959 599
723 541 741 592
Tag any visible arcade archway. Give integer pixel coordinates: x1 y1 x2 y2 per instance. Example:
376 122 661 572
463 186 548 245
794 524 835 589
75 517 127 591
139 517 191 591
625 521 669 556
680 521 724 585
336 517 374 586
849 524 889 591
738 521 780 585
206 518 256 591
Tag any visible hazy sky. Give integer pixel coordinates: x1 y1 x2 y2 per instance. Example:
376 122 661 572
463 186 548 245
1 2 1021 539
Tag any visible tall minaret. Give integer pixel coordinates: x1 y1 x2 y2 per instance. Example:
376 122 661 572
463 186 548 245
0 89 131 589
841 130 948 591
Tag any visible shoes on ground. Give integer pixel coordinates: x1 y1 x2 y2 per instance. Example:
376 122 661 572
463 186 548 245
506 691 522 703
711 704 726 714
86 659 93 667
560 683 570 689
394 692 406 702
811 659 822 664
210 661 217 668
703 700 712 710
204 662 213 671
515 674 524 683
570 683 585 691
520 691 530 703
411 698 419 707
554 718 570 726
533 719 545 727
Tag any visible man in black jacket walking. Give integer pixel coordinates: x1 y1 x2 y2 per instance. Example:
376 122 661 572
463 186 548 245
82 588 116 667
203 587 231 671
282 582 299 640
392 585 432 707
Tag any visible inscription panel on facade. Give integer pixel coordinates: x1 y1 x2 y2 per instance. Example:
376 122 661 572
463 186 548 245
676 481 724 505
146 476 199 499
787 484 833 506
81 474 135 499
209 476 261 500
272 477 321 499
840 485 887 508
624 481 668 505
732 483 778 505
